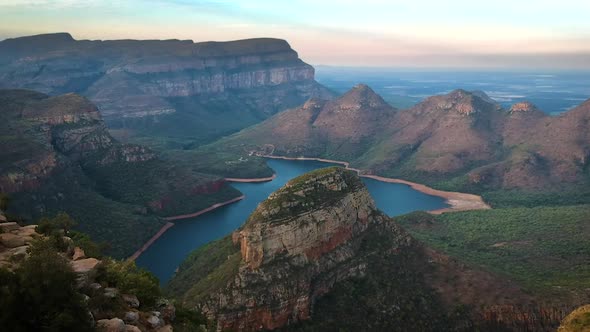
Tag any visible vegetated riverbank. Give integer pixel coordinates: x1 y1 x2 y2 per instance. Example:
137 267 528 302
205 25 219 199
128 195 246 261
261 155 490 213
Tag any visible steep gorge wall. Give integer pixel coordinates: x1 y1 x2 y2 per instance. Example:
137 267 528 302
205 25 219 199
0 33 326 122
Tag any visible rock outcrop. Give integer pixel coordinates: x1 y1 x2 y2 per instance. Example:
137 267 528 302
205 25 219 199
177 168 398 330
558 304 590 331
0 33 333 144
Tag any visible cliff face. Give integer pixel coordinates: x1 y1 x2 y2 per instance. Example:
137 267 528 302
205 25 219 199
0 33 333 145
176 168 399 330
0 89 240 258
170 168 565 331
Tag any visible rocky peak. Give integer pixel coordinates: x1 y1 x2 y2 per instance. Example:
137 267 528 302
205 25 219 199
431 89 500 115
234 167 374 269
22 93 102 125
187 169 391 330
336 83 392 110
509 101 540 114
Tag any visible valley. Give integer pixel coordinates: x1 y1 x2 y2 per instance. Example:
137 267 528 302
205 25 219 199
1 29 589 332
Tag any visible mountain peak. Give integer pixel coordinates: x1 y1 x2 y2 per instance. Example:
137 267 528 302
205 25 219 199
249 167 364 225
337 83 392 110
510 101 540 114
427 89 500 115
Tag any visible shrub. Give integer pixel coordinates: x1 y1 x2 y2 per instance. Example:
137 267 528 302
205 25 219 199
99 259 161 307
0 238 93 331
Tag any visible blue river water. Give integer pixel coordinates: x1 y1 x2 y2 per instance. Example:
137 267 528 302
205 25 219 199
136 159 448 283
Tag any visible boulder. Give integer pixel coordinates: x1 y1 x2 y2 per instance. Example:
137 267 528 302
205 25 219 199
160 303 175 322
71 258 100 274
123 311 139 324
89 282 102 291
147 313 164 329
0 222 19 232
125 325 141 332
122 294 140 308
104 287 119 298
155 325 173 332
96 318 126 332
73 246 86 260
15 226 38 238
0 233 25 248
7 246 28 259
72 258 101 287
0 213 6 222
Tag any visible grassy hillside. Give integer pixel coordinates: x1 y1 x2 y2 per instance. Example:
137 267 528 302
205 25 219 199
397 206 590 300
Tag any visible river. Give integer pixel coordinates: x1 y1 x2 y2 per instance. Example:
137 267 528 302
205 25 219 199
136 158 448 283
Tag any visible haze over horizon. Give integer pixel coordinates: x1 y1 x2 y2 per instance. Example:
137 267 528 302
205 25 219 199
1 0 590 69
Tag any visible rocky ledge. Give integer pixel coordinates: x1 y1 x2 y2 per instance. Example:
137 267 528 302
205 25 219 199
0 216 177 332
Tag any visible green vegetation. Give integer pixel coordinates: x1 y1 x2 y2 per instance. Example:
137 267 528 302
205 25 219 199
163 149 274 179
558 305 590 332
397 206 590 297
82 157 242 217
97 259 161 307
0 238 93 332
8 167 166 258
166 235 241 303
172 305 209 332
251 167 361 223
287 224 459 332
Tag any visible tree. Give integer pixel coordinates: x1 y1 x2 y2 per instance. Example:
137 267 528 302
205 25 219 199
35 212 77 236
0 193 9 212
0 238 93 331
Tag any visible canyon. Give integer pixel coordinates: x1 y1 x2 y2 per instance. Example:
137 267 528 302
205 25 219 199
0 33 333 146
0 89 240 258
168 168 569 331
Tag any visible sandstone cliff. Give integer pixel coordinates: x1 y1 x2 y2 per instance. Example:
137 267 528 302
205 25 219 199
0 33 333 145
172 167 404 330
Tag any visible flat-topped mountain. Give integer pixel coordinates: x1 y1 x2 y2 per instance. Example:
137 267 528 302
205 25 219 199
0 33 334 146
168 168 560 331
0 89 240 257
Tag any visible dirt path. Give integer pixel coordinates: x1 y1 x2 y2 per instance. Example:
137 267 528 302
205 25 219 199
262 155 490 214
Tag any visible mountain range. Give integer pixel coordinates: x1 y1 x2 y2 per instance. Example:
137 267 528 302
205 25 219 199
211 84 590 193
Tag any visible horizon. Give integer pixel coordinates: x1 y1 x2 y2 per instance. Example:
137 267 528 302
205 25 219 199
1 0 590 70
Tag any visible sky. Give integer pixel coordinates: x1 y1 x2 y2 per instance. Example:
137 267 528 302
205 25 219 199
0 0 589 69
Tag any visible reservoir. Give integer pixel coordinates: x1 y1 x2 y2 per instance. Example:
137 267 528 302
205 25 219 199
136 158 449 283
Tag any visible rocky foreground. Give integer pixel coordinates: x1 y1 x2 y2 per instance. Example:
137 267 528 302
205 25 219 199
0 212 180 332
